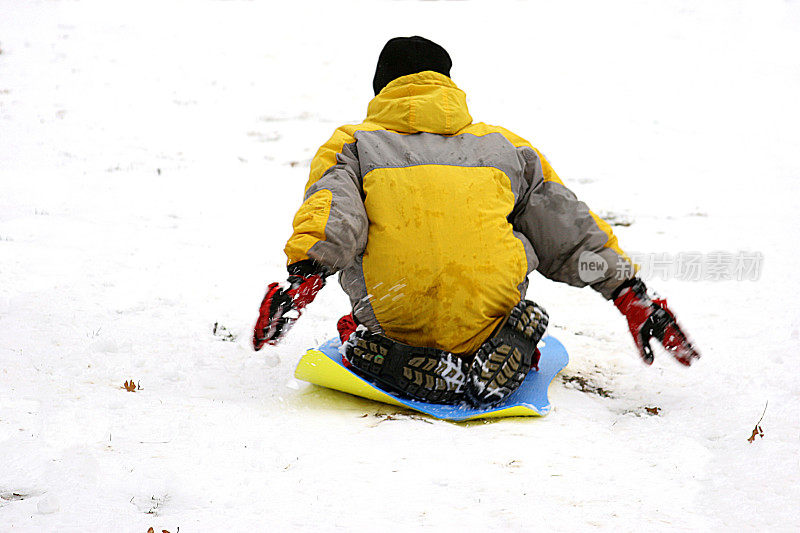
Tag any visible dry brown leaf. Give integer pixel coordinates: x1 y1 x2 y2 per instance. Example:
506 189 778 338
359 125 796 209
147 528 154 533
124 380 137 392
645 406 661 416
747 424 764 443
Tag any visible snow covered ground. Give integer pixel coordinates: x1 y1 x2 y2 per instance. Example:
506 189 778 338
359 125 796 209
2 0 799 530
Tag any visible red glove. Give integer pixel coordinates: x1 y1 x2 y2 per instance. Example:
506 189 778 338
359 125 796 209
613 279 700 366
253 260 327 350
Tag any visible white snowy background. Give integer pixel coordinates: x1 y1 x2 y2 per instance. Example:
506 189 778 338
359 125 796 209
1 0 799 531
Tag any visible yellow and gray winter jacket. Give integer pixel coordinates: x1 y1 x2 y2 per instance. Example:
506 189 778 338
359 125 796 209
284 71 634 355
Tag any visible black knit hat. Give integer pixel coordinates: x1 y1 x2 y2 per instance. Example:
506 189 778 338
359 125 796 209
372 36 452 95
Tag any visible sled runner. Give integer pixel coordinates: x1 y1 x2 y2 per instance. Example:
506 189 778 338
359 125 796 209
294 336 569 421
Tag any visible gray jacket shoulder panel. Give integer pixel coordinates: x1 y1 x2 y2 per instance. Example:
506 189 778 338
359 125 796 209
352 129 530 204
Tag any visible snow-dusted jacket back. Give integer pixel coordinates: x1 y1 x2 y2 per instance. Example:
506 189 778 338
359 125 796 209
284 71 634 355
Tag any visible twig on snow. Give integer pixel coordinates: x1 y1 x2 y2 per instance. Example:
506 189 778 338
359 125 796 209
747 400 768 443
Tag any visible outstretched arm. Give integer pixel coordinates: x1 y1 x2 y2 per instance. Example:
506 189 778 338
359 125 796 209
253 128 369 349
511 148 699 365
511 148 635 299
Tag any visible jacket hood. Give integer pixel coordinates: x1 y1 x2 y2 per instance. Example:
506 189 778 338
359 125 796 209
365 71 473 135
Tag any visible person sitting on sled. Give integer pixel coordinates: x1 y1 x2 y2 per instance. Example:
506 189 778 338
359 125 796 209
253 36 700 406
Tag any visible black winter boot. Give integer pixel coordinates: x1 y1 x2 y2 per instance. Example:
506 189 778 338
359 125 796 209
466 300 548 406
343 328 468 404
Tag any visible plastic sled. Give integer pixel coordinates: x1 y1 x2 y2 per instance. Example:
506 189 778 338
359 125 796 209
294 335 569 421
